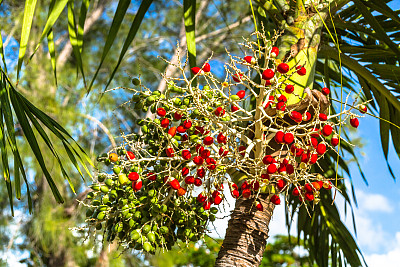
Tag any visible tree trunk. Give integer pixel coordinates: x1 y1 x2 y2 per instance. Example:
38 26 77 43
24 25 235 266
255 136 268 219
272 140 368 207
215 194 275 266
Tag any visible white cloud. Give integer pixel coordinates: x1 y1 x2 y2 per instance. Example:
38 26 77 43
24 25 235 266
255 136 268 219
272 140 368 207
365 232 400 267
356 190 393 213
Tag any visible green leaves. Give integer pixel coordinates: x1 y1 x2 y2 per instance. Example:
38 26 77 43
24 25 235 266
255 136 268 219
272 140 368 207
0 70 92 214
183 0 197 73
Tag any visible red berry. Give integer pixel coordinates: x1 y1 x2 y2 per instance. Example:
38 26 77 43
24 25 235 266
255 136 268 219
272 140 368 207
206 158 217 170
331 135 339 146
185 175 195 184
233 73 243 82
310 128 320 138
132 179 142 191
359 104 367 114
182 149 192 160
217 132 227 144
322 87 330 96
286 164 294 174
214 106 225 117
262 69 275 80
156 107 166 117
200 149 211 159
310 137 318 148
177 187 187 196
166 147 175 157
304 183 314 193
316 143 326 155
303 112 312 121
242 188 251 198
126 151 135 160
214 195 222 205
194 126 205 135
256 201 263 211
270 194 281 205
305 192 314 201
277 94 287 103
276 101 286 111
197 193 206 202
202 62 210 72
319 113 328 121
261 173 270 180
267 163 277 174
309 153 318 164
197 167 206 178
219 146 228 157
203 201 211 210
301 153 310 163
290 111 302 123
241 181 250 190
350 117 359 128
278 165 287 175
160 118 170 128
182 167 189 177
196 144 204 153
275 131 285 143
285 84 294 94
203 136 214 146
193 156 204 165
147 172 157 181
292 187 300 196
277 63 289 74
183 120 192 129
168 126 177 137
231 105 239 112
169 178 180 190
270 47 279 58
238 146 246 156
237 90 245 99
284 132 294 144
296 65 306 76
177 125 186 133
191 67 203 75
174 112 182 121
263 155 275 165
276 179 286 191
231 189 239 198
128 172 139 181
244 56 255 64
194 178 202 186
322 125 333 136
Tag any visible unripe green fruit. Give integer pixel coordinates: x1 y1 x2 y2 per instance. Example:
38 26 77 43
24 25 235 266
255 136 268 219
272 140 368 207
90 184 100 191
160 226 169 234
96 223 103 230
100 185 109 193
147 232 156 243
118 173 129 185
173 98 182 106
105 179 114 187
141 125 149 133
114 222 123 233
134 211 142 220
146 95 156 105
113 166 121 174
189 135 199 142
230 95 240 101
143 242 152 252
131 95 141 102
129 218 136 228
102 195 110 204
97 173 107 182
117 148 127 155
132 78 141 86
97 211 106 220
152 90 161 96
147 189 156 197
183 98 191 106
131 230 141 240
86 209 94 217
142 225 151 234
87 192 96 199
210 207 218 214
92 200 101 206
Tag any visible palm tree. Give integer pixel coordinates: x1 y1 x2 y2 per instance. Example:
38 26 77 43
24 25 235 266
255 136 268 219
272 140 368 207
1 0 399 266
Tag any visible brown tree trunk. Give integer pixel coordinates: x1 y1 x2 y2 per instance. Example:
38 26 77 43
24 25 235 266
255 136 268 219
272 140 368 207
215 194 275 266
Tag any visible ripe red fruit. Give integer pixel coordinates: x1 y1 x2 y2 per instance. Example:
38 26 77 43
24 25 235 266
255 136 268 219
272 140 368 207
219 146 228 157
301 153 310 163
359 104 367 114
290 111 302 123
243 56 255 64
322 87 330 96
217 132 227 144
304 183 314 193
305 192 314 201
261 173 270 180
185 176 194 184
310 128 320 138
319 113 328 121
310 137 318 148
127 151 135 160
255 202 264 211
166 147 175 157
292 187 300 196
193 156 204 165
284 132 294 144
177 125 186 133
270 47 279 58
241 181 250 190
197 193 206 203
278 165 286 175
191 67 203 75
231 189 239 198
270 194 281 205
286 164 294 174
174 112 183 121
276 101 286 111
275 131 285 143
182 167 189 176
203 136 214 146
203 201 211 210
277 94 287 103
303 112 312 121
316 143 326 155
331 135 339 146
196 144 204 153
263 155 275 165
182 134 188 141
350 117 359 128
212 190 220 199
237 90 245 99
206 158 217 170
231 105 239 112
194 126 205 135
252 181 260 191
169 178 180 190
277 63 289 74
285 84 294 94
262 69 275 80
132 179 142 191
267 163 277 174
168 126 177 137
214 195 222 205
296 65 306 76
322 124 333 136
214 106 225 117
147 172 157 181
183 120 192 129
197 167 206 178
242 189 251 198
160 118 170 128
202 62 211 72
201 149 211 159
182 149 192 160
309 153 318 164
177 187 187 196
128 172 139 181
233 73 243 82
276 179 286 191
194 178 202 186
238 146 246 156
156 107 166 117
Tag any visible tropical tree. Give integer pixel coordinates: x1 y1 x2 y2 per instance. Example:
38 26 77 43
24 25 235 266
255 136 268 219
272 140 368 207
1 0 400 267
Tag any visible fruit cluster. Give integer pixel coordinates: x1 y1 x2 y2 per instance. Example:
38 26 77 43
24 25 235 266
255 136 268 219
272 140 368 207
83 30 366 253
